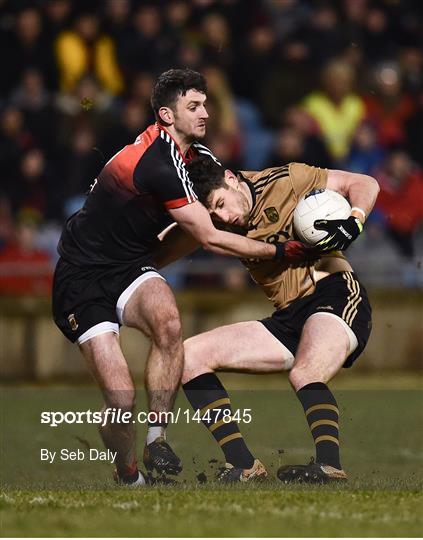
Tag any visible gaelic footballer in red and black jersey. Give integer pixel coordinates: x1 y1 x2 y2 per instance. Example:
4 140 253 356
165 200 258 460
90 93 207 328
58 122 217 267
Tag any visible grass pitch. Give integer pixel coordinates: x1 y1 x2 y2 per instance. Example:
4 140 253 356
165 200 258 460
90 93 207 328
1 373 422 537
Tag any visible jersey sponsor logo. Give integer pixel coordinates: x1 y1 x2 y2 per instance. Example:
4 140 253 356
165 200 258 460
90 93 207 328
264 207 279 223
337 225 352 239
316 305 334 311
67 314 78 331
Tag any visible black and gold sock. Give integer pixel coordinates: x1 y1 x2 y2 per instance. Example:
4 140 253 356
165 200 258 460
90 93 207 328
183 373 255 469
296 382 341 470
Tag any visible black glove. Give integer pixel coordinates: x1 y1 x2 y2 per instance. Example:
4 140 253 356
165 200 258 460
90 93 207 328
274 240 321 265
314 216 363 252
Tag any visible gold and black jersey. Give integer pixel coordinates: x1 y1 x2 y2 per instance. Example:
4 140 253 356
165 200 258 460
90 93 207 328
239 162 345 310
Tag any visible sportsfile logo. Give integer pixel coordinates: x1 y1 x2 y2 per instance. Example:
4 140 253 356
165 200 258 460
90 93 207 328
40 408 253 427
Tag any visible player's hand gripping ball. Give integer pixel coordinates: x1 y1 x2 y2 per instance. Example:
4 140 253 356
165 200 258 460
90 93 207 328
314 216 363 252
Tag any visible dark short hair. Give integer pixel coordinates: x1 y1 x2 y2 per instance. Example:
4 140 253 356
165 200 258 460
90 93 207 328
186 156 227 206
151 69 207 119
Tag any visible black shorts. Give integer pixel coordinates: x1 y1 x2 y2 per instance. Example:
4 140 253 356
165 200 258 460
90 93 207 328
260 271 372 368
52 257 164 344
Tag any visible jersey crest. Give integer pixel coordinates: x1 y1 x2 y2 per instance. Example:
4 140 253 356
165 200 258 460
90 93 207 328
264 207 279 223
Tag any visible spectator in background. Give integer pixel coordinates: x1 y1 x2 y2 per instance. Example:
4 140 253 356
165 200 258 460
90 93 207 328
103 0 132 78
231 24 277 107
200 13 233 71
269 107 331 169
55 75 115 150
42 0 72 38
120 4 175 77
362 6 396 64
103 0 131 40
3 7 58 96
399 47 423 96
344 122 385 175
10 68 59 158
263 0 309 42
62 125 102 218
304 3 347 67
259 33 314 128
100 99 149 162
0 198 14 251
121 72 155 124
201 66 241 166
374 150 423 259
406 92 423 168
12 149 51 220
0 107 34 198
364 62 416 149
0 213 53 296
302 58 365 163
55 10 124 95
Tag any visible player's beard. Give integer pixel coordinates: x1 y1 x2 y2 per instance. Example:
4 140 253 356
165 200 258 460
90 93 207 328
236 191 251 229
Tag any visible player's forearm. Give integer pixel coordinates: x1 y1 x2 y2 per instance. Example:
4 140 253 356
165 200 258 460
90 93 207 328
346 175 380 223
203 229 276 259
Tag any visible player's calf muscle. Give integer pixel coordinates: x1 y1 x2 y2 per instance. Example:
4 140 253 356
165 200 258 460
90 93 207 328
103 390 136 412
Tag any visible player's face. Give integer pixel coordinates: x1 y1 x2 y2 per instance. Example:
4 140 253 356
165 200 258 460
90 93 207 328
207 172 251 228
173 89 208 141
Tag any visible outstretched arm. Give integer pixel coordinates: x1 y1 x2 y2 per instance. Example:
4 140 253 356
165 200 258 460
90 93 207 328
169 201 317 264
169 201 278 260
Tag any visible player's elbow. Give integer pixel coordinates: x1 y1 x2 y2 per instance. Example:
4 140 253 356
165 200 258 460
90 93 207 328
365 174 380 195
355 173 379 195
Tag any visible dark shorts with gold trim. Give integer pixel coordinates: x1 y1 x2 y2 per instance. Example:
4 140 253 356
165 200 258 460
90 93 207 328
260 271 372 368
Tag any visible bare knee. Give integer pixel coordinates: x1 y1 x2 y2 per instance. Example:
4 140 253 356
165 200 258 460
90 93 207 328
289 364 324 392
182 336 216 384
151 312 182 351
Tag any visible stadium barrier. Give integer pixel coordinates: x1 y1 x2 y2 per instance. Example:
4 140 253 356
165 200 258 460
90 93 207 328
0 289 422 380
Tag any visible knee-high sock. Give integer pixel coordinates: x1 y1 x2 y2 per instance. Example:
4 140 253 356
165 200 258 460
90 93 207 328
296 382 341 469
183 373 255 469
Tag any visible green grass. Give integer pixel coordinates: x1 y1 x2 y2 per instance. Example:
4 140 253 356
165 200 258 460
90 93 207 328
1 374 422 537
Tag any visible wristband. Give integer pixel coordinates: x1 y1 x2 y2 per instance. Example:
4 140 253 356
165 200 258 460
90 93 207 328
273 242 285 261
351 207 366 221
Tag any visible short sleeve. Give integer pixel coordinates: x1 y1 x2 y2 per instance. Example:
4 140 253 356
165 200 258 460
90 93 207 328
134 148 197 210
151 163 197 210
289 162 328 200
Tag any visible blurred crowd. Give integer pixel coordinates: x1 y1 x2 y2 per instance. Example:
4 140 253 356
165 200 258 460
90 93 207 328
0 0 422 295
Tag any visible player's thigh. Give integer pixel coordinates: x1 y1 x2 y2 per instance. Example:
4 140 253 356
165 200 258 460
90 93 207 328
122 277 182 344
183 320 294 382
79 332 135 409
290 313 350 388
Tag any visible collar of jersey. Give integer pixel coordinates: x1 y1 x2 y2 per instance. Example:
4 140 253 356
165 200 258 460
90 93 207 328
157 123 194 163
237 173 258 231
237 172 257 207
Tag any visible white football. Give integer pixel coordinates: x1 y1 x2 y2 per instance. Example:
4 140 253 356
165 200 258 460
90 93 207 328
293 188 351 245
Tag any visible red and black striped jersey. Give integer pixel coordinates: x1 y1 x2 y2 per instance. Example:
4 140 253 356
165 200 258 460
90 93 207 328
58 123 217 266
